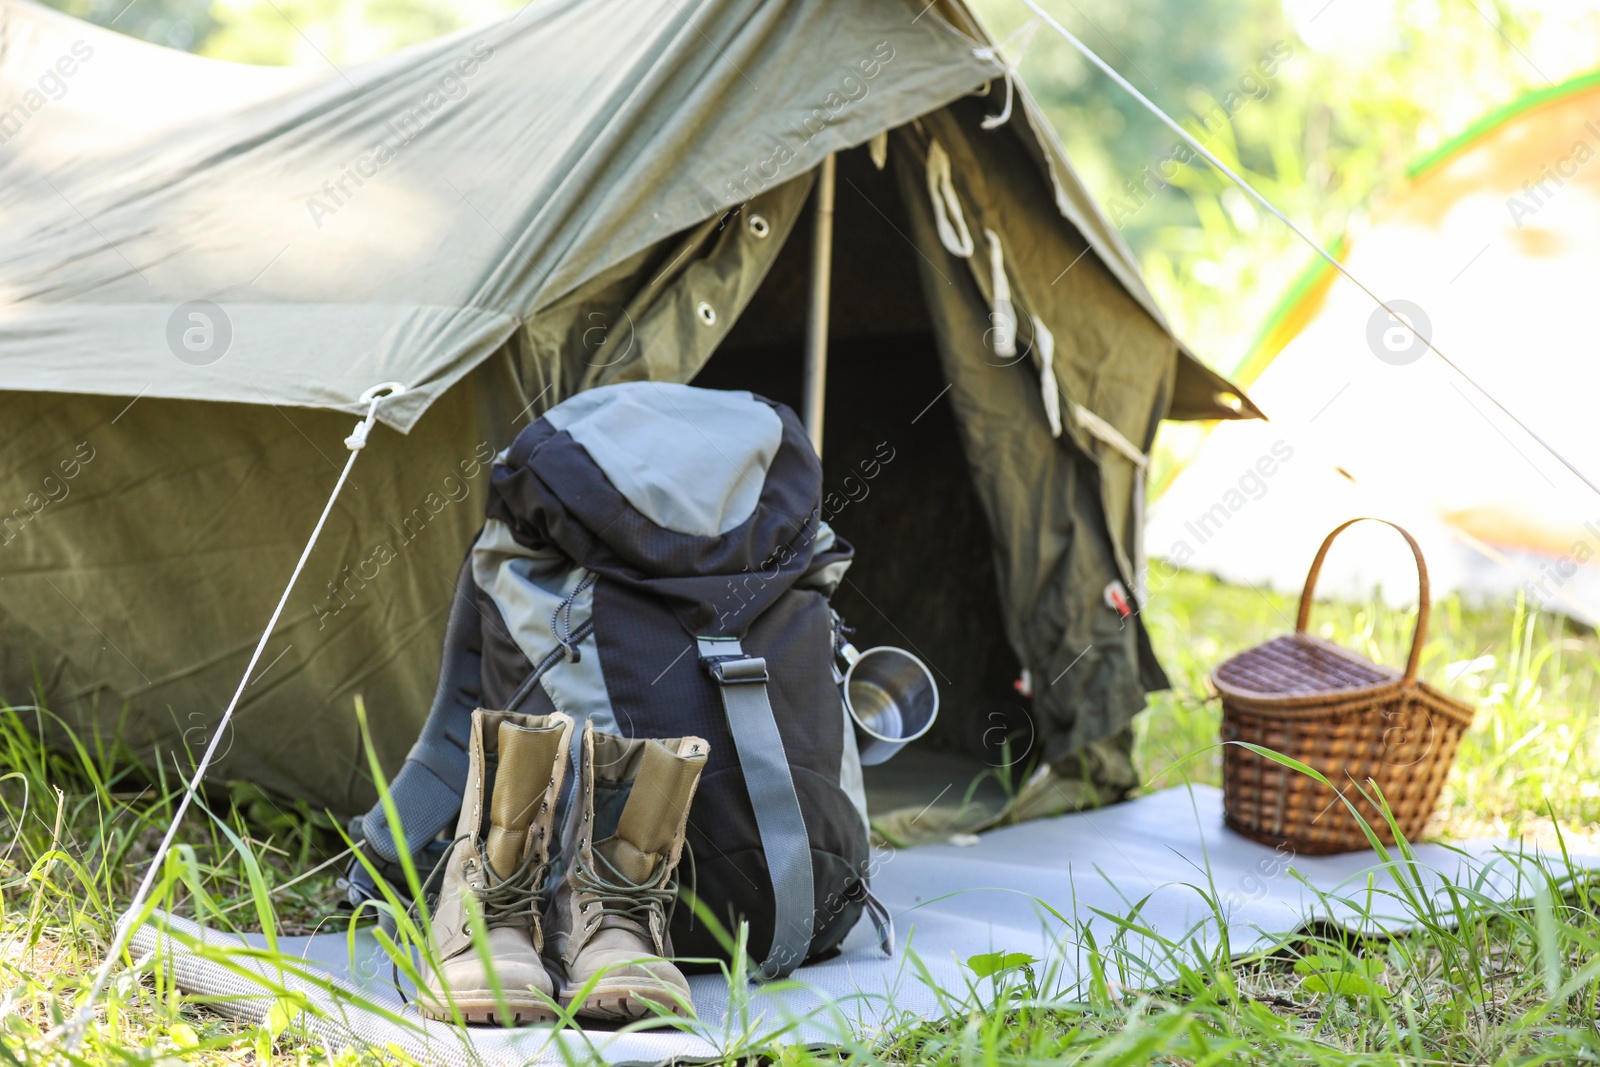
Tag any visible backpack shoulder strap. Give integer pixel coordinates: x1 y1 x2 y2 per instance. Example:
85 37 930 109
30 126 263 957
697 635 815 979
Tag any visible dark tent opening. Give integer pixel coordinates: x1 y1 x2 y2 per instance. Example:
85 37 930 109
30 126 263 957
696 143 1024 826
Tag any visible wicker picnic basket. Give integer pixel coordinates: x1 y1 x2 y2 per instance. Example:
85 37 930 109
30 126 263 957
1213 518 1475 854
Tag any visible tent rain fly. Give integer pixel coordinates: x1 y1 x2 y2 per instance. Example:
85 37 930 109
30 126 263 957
0 0 1255 814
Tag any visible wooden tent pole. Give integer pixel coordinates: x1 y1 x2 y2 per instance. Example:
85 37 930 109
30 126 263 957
803 153 836 458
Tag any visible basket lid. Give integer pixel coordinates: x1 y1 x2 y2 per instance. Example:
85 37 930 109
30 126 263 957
1212 633 1399 701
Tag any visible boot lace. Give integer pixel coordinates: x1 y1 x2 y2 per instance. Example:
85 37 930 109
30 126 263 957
570 846 677 947
463 834 551 933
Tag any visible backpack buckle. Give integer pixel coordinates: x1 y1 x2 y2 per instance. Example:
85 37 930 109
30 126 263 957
697 635 769 685
704 654 769 686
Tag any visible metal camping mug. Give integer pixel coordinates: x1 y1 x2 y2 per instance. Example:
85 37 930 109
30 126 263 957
839 644 939 766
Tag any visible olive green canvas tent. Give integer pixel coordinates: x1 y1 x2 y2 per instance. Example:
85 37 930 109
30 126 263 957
0 0 1255 816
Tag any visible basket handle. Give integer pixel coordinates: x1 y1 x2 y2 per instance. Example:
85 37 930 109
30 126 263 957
1296 517 1430 684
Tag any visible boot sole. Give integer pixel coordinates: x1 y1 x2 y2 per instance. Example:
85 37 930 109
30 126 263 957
561 981 692 1022
418 992 557 1026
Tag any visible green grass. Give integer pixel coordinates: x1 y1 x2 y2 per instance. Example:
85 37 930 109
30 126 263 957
1138 572 1600 852
3 572 1599 1065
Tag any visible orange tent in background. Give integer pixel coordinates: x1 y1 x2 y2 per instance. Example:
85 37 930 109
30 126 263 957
1149 72 1600 623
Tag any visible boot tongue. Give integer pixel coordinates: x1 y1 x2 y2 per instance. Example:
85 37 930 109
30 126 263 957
596 839 660 885
598 739 706 885
484 719 563 877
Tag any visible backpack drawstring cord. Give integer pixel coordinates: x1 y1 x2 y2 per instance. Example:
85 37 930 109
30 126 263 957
551 569 597 663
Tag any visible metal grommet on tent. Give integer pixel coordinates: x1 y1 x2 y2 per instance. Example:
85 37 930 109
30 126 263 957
359 381 407 404
696 301 717 326
747 213 770 239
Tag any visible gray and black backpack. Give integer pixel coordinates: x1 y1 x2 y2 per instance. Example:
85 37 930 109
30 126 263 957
347 382 884 977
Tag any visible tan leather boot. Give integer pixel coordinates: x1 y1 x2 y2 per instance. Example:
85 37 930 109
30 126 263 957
545 724 709 1021
418 709 572 1025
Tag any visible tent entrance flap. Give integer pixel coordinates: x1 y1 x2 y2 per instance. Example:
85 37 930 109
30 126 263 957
695 120 1255 785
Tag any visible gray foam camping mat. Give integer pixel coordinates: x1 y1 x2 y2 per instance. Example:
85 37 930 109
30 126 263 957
129 785 1595 1066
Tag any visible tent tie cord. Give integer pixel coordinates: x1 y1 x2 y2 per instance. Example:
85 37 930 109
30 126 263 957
922 141 1021 364
1030 313 1064 438
1027 308 1148 467
869 131 889 170
926 127 1151 469
984 227 1018 359
974 16 1042 130
985 70 1015 128
925 137 1136 460
973 52 1016 129
54 381 409 1051
1016 0 1600 504
346 381 407 449
925 140 975 258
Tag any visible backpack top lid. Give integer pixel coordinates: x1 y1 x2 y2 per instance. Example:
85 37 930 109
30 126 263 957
486 382 849 636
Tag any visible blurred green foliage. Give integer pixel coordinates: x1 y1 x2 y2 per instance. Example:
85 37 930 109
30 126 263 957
961 0 1600 482
969 0 1600 376
198 0 510 67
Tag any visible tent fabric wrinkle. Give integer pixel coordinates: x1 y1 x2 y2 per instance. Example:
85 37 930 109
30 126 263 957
1028 312 1063 438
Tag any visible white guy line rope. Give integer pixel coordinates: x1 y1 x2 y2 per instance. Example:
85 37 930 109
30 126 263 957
1016 0 1600 503
57 382 406 1049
